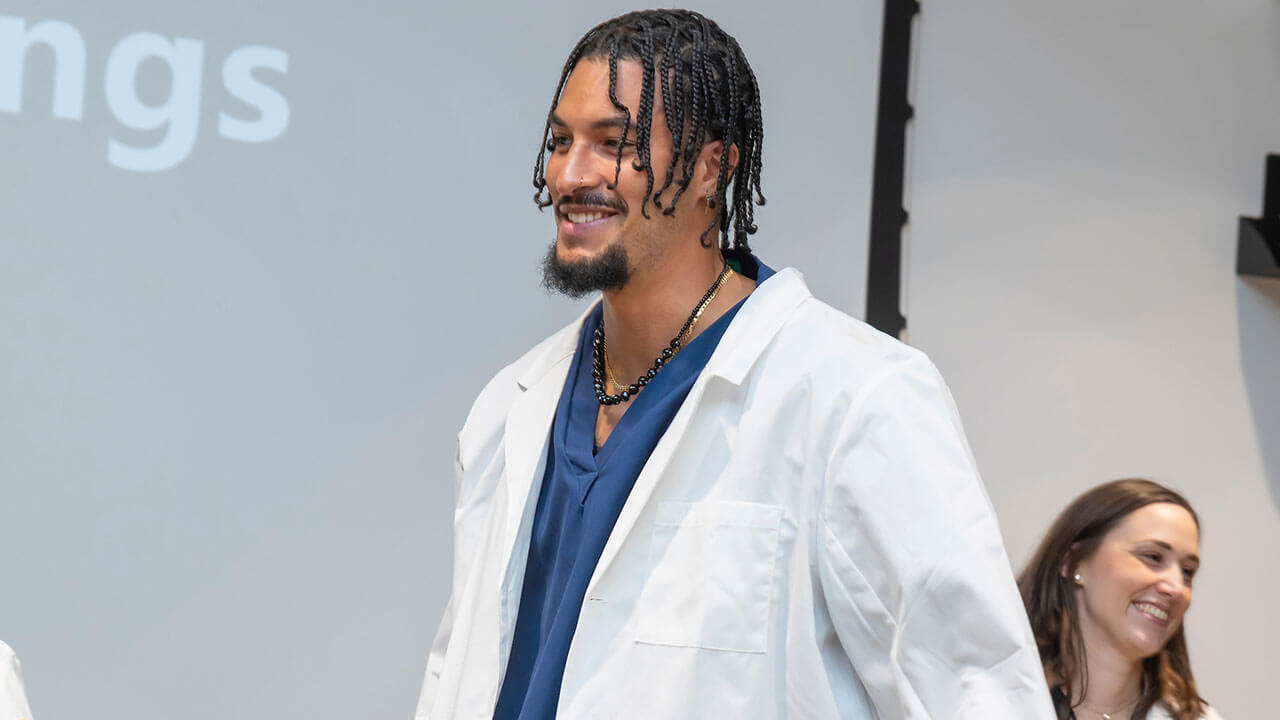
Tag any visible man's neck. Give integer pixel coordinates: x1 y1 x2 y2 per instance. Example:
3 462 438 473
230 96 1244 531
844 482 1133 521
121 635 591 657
598 247 753 385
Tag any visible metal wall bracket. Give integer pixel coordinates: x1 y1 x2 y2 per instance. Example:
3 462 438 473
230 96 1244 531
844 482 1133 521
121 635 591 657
1239 154 1280 280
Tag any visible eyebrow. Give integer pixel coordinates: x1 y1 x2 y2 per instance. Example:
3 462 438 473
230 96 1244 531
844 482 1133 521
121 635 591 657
549 112 631 131
1142 539 1200 565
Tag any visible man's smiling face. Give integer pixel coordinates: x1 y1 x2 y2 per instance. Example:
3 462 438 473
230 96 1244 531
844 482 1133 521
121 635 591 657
541 56 693 294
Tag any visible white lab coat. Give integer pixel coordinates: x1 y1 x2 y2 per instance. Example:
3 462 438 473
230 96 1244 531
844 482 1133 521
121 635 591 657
1 641 33 720
417 268 1054 719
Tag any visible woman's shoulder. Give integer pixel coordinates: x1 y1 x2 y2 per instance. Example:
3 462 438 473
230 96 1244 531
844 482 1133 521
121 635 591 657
1199 705 1225 720
1147 703 1224 720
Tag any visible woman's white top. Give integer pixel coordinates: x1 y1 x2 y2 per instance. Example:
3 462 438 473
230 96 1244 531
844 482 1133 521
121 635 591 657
0 641 33 720
1148 703 1224 720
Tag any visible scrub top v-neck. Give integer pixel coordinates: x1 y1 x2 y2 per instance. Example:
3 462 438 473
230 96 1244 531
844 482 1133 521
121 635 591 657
493 257 774 720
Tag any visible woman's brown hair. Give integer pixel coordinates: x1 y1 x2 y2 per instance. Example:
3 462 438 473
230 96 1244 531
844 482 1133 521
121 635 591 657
1017 478 1206 720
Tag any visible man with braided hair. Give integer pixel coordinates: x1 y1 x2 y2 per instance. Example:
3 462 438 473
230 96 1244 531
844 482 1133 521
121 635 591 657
417 9 1051 719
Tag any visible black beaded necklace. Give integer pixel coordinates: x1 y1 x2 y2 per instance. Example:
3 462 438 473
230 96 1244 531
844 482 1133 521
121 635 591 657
592 263 733 406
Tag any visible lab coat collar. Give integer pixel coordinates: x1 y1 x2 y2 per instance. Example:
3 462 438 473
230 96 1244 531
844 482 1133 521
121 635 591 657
700 267 811 385
512 267 812 392
585 267 811 597
498 268 814 625
499 301 599 639
513 302 599 392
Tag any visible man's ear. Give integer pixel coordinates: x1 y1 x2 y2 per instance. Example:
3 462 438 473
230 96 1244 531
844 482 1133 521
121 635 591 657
697 140 740 201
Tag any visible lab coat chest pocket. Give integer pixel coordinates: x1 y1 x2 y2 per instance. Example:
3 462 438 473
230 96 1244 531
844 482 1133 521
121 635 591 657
635 500 783 654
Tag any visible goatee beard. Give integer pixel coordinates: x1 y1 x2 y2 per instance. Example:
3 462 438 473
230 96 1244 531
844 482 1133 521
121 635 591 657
540 240 631 298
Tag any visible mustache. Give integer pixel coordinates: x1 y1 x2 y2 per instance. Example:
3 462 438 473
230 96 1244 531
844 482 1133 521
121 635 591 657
556 191 627 215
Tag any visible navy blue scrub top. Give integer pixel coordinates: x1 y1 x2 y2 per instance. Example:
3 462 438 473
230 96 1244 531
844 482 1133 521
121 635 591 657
493 256 774 719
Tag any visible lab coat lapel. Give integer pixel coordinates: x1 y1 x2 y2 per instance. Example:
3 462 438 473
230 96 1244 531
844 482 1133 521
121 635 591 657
499 363 564 571
584 269 812 597
497 304 598 603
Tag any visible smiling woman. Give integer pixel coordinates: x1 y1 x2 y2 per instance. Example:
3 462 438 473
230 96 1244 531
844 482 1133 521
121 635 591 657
1018 479 1223 720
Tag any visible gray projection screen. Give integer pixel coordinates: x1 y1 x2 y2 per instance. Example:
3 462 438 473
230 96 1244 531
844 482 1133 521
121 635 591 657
0 2 881 717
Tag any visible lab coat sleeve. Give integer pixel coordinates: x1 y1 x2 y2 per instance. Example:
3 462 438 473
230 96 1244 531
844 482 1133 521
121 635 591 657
415 436 471 720
816 353 1053 719
1 641 34 720
415 598 452 720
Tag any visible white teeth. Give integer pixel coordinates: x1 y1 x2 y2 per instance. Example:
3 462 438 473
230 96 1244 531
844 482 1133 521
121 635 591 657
566 211 607 224
1135 602 1169 621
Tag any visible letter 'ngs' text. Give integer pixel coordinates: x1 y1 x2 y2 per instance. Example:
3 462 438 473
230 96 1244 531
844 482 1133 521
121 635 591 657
0 15 290 172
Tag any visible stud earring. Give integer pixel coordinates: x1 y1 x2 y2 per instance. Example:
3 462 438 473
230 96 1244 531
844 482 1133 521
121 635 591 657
1073 573 1083 586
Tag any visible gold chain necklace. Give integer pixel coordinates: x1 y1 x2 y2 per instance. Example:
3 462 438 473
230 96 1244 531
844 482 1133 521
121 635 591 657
1079 698 1139 720
593 263 734 404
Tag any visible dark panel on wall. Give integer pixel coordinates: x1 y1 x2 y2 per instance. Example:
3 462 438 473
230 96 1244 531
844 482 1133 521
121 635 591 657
865 0 918 337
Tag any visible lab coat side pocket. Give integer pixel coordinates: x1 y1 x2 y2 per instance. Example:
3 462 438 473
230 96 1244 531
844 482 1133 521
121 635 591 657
635 500 783 654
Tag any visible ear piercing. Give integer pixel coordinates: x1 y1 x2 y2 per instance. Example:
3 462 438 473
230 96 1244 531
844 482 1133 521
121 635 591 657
1073 573 1083 586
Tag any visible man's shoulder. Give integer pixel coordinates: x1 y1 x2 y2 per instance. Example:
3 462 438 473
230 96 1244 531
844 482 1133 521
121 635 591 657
786 295 915 355
760 287 934 392
459 307 588 432
725 282 960 446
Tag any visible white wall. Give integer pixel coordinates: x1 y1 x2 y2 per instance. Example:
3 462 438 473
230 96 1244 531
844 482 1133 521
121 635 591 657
0 1 881 717
910 3 1280 718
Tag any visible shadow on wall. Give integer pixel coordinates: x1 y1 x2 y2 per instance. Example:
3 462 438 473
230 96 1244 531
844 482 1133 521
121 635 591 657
1239 278 1280 512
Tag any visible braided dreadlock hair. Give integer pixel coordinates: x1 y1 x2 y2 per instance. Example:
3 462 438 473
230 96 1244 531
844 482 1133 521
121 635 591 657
532 9 766 253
